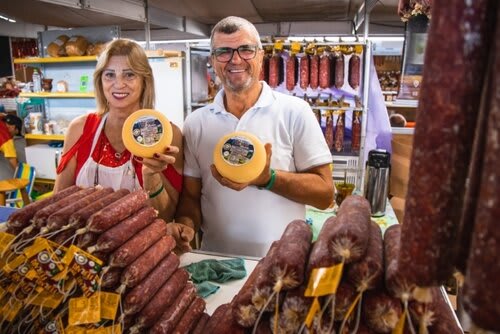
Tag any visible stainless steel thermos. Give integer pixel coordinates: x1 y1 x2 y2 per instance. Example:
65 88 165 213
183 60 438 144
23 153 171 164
364 149 391 217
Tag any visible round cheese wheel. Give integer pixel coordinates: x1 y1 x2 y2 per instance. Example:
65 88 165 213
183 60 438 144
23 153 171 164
213 131 266 183
122 109 173 158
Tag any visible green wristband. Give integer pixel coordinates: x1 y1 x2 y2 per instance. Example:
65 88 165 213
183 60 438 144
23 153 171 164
149 184 164 198
259 168 276 190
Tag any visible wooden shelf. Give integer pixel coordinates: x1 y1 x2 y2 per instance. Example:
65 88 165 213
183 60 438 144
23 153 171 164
19 92 94 98
13 56 98 64
25 134 65 141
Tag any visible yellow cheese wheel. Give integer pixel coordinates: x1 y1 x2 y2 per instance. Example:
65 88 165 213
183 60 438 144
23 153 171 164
213 131 266 183
122 109 173 158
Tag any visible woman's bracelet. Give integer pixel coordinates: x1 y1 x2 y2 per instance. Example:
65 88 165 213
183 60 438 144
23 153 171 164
149 184 164 198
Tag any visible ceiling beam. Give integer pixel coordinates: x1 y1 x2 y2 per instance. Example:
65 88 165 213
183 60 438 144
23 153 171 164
147 5 210 37
254 21 354 37
81 0 146 22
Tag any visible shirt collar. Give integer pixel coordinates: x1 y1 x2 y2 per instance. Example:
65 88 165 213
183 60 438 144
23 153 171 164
211 81 276 114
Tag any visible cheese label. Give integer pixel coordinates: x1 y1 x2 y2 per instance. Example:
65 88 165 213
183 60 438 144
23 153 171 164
132 116 164 147
221 136 255 166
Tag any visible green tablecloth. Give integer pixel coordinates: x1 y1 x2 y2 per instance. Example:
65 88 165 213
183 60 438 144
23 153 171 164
306 200 399 241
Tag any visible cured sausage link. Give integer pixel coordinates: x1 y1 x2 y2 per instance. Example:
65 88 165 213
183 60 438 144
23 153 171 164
384 224 411 300
109 219 168 268
299 55 310 89
191 312 210 334
172 296 206 334
121 235 176 288
398 0 495 287
46 187 114 232
93 206 157 253
87 189 148 233
7 185 80 230
348 54 361 89
309 55 319 89
69 188 130 229
135 268 189 330
204 303 245 334
362 289 403 333
150 282 197 334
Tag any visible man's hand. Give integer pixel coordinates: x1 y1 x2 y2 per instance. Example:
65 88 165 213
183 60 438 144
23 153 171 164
166 222 195 253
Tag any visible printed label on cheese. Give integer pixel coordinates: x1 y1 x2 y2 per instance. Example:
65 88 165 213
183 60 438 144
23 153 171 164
132 116 164 147
221 136 255 166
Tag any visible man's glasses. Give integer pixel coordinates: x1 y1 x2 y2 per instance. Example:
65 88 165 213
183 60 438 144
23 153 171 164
212 45 259 62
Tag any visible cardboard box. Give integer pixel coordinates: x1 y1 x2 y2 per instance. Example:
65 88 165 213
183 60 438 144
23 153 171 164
390 133 413 219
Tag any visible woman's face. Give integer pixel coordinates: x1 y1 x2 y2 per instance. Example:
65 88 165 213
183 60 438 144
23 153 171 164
101 55 143 114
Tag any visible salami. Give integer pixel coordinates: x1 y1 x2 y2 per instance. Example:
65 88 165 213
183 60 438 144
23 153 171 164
275 285 312 333
299 55 310 89
333 52 345 89
109 219 168 268
68 188 130 229
334 111 345 152
362 289 403 333
398 0 495 287
134 268 189 330
100 267 122 290
286 54 297 91
309 54 319 89
319 54 331 89
268 54 281 88
191 312 210 334
351 96 362 153
259 54 269 82
172 296 206 334
348 54 361 89
324 113 334 151
7 185 80 230
204 303 245 334
90 206 157 253
121 235 176 288
384 224 412 301
87 189 148 233
150 282 197 334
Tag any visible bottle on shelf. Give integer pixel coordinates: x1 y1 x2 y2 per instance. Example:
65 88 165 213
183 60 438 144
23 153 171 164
32 69 42 93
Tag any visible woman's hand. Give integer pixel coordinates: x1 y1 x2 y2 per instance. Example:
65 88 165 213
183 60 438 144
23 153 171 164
137 145 179 175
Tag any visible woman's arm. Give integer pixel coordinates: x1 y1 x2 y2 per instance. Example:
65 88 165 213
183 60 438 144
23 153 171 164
142 123 183 221
54 114 87 193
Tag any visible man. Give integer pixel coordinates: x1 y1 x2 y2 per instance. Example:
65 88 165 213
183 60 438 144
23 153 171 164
172 16 333 257
0 114 24 179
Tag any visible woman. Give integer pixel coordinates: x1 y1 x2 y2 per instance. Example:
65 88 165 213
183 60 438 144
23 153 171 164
55 39 183 221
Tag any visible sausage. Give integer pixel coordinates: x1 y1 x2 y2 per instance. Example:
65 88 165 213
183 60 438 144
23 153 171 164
68 189 130 229
333 52 345 89
384 224 411 301
7 185 81 230
275 285 312 333
33 187 96 229
76 231 98 250
286 54 297 91
362 289 403 333
172 296 206 334
134 268 189 330
351 96 362 153
121 235 179 288
191 312 210 334
45 187 114 233
324 113 334 151
204 303 246 334
90 206 157 253
123 250 179 315
345 221 383 292
319 54 331 89
232 241 279 327
268 54 281 88
150 282 197 334
270 219 312 291
331 281 357 321
334 112 345 152
299 55 310 89
348 54 360 90
259 54 270 82
109 219 168 268
309 54 320 89
308 195 371 269
100 267 122 290
463 17 500 329
87 189 148 233
398 0 495 287
50 228 76 247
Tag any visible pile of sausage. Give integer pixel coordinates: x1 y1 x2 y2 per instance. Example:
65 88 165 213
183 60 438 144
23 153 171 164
202 195 461 334
395 0 499 332
261 47 361 93
1 186 207 333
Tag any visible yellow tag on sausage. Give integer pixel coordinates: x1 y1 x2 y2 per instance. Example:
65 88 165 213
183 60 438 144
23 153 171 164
68 294 101 326
291 41 301 53
0 297 23 322
86 324 122 334
304 262 344 297
65 326 87 334
63 245 103 297
342 292 362 323
26 289 64 309
99 292 121 320
0 232 15 261
393 309 406 334
274 40 284 51
304 297 321 328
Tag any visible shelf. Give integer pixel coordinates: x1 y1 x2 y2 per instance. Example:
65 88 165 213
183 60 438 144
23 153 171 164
19 92 95 98
385 100 418 108
25 134 65 141
14 56 98 64
391 127 415 135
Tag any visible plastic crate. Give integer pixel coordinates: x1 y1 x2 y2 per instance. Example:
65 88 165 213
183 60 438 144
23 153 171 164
0 98 17 111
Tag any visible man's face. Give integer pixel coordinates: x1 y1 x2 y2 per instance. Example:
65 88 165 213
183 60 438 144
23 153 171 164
211 29 264 93
6 123 17 136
